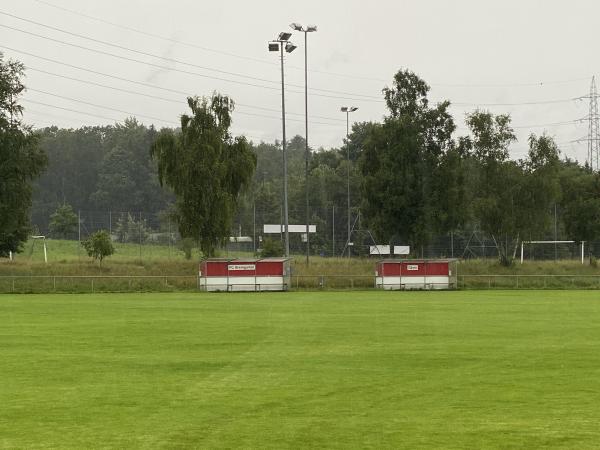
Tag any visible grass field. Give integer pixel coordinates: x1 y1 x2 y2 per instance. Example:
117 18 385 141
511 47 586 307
2 291 600 448
3 238 600 293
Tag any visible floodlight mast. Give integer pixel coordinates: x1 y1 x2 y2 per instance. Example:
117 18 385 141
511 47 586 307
289 22 317 265
268 33 296 257
340 106 358 257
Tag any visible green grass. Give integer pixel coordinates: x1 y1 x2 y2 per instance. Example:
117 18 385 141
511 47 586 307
2 290 600 448
3 239 600 291
11 238 193 263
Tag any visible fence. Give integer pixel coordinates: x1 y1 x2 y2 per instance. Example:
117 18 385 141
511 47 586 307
4 274 600 293
29 208 600 261
0 276 199 293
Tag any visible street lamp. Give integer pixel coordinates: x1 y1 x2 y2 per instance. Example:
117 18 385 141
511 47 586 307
269 32 297 257
290 22 317 265
341 106 358 257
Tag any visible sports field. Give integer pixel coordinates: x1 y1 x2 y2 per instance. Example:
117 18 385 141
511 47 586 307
2 291 600 449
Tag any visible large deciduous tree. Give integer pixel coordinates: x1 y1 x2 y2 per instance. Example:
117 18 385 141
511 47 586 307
560 163 600 259
0 53 47 256
465 111 562 265
359 69 460 252
465 110 520 265
150 94 256 257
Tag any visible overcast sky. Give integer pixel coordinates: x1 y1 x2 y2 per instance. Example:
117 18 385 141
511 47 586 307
2 0 599 162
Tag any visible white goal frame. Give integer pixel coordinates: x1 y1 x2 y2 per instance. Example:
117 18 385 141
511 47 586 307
520 240 584 264
30 235 48 264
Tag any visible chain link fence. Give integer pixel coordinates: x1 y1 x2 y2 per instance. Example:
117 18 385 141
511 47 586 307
24 207 600 262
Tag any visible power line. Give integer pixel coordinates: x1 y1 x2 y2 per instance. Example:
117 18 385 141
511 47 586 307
26 66 346 122
0 24 285 91
28 0 594 89
1 25 382 103
24 100 277 142
28 88 178 123
30 0 280 67
432 78 591 88
26 87 345 128
1 44 585 112
451 98 577 107
24 99 126 122
0 11 280 84
28 0 392 84
0 12 383 100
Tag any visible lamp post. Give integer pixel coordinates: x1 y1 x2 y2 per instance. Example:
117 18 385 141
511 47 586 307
269 32 297 257
341 106 358 257
290 23 317 265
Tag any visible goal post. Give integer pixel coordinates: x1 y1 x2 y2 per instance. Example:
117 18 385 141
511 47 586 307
30 235 48 264
520 240 584 264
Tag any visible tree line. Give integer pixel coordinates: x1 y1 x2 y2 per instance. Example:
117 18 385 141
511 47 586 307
2 51 600 264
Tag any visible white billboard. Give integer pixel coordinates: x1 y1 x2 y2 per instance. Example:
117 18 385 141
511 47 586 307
370 245 391 255
394 246 410 255
263 224 316 234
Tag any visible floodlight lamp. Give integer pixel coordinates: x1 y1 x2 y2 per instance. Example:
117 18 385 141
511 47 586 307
341 106 349 112
285 42 297 53
350 107 359 112
268 42 279 52
290 22 303 31
278 31 292 41
306 25 317 32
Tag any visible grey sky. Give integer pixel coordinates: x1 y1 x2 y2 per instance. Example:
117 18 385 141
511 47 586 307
2 0 598 162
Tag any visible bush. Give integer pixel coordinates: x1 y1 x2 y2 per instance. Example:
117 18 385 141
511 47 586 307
259 238 284 257
81 230 114 264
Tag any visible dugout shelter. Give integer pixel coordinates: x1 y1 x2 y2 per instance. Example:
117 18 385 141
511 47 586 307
199 258 291 292
375 259 458 290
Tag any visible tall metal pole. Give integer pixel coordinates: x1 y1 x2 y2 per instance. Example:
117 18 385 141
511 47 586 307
332 205 335 257
280 44 290 257
346 110 350 258
304 30 310 265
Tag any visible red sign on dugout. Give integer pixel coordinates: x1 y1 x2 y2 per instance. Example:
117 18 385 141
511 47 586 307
375 259 457 290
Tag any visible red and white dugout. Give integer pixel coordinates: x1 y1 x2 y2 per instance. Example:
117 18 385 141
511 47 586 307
199 258 291 292
375 259 458 290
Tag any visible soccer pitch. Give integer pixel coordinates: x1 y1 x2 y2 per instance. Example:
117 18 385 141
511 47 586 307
2 291 600 449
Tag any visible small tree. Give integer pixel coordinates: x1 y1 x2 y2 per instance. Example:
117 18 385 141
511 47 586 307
49 203 78 239
115 213 149 243
81 230 114 264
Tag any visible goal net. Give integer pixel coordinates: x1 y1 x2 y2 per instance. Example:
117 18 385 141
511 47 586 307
520 240 584 264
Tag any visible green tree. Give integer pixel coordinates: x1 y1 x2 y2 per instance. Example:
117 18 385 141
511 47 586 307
464 110 519 265
49 203 78 239
0 53 47 257
359 69 457 252
81 230 114 264
151 94 256 256
560 164 600 259
518 134 561 239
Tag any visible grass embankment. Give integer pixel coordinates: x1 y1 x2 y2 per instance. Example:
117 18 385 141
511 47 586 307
2 291 600 448
1 238 600 292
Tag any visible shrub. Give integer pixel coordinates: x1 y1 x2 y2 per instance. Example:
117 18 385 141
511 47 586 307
259 238 284 257
81 230 114 264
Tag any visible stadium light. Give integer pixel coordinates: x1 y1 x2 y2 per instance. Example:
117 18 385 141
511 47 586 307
289 22 317 265
341 106 359 257
268 31 297 257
